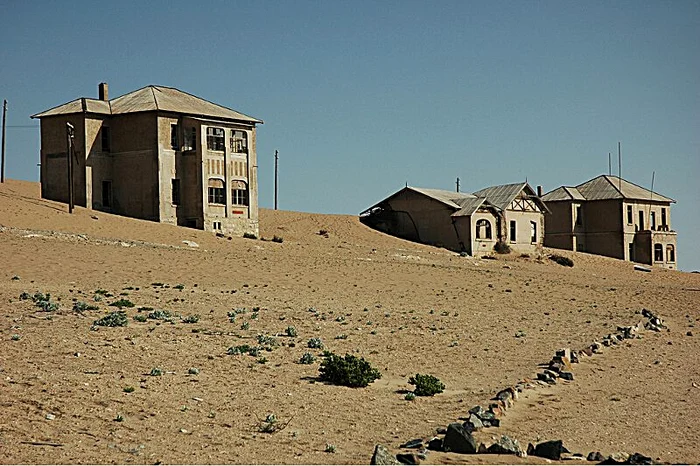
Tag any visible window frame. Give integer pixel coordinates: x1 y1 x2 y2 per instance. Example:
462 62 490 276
207 178 225 205
101 126 111 152
206 127 225 152
654 243 664 262
170 124 179 150
626 205 633 224
171 178 181 205
509 220 517 243
475 219 492 240
666 244 675 262
530 220 537 243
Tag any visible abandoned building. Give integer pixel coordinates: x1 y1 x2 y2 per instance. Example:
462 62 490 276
542 174 677 269
31 83 262 236
360 182 548 255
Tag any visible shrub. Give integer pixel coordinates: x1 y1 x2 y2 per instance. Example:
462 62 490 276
147 309 172 320
109 299 135 308
241 322 250 330
299 352 316 364
149 367 164 376
257 334 279 350
307 337 324 349
408 374 445 396
133 314 148 322
550 254 574 267
243 232 258 240
325 444 337 453
93 311 128 328
494 241 511 254
73 301 99 312
11 334 21 341
188 367 200 375
123 386 135 393
405 392 416 401
181 314 200 324
318 352 381 388
173 284 185 290
272 235 284 243
285 326 298 337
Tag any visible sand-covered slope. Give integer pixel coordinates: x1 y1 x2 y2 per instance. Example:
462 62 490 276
1 179 698 464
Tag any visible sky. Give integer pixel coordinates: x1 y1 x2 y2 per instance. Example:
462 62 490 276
1 0 698 271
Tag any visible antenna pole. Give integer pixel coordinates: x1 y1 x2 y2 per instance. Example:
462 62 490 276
66 122 74 213
1 100 6 183
456 177 460 193
608 152 611 176
274 150 279 210
618 141 622 191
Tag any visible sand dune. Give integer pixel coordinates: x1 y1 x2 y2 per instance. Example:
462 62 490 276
0 179 698 464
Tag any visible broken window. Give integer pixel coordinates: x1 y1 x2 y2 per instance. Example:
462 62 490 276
666 244 675 262
650 211 656 230
654 243 663 262
206 127 225 151
230 130 248 153
509 220 517 242
231 180 249 206
575 204 582 226
530 221 537 243
170 124 179 150
172 179 181 205
661 208 667 229
101 126 111 152
184 127 197 151
207 178 225 204
475 219 492 239
626 205 633 224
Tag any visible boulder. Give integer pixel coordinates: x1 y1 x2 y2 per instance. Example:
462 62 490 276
555 348 572 360
570 351 580 363
399 439 424 449
559 371 574 381
371 444 400 465
627 452 656 465
427 437 443 452
396 453 421 465
531 440 569 460
468 405 485 417
587 451 606 462
463 413 483 432
443 422 478 454
486 435 523 456
599 452 630 464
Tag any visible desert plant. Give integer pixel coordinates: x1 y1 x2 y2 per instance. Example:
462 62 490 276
174 284 185 290
93 311 128 328
147 309 173 320
408 373 445 396
240 321 250 330
123 386 135 393
494 241 511 254
114 414 124 422
133 314 148 322
188 367 200 375
257 334 279 350
109 299 135 308
149 367 164 376
404 392 416 401
334 334 349 340
285 326 298 337
549 254 574 267
318 352 381 388
325 444 337 453
227 311 237 323
307 337 324 349
299 352 316 364
73 301 99 312
11 334 21 341
181 314 200 324
272 235 284 243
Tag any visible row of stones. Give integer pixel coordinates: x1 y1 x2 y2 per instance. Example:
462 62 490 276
371 308 667 465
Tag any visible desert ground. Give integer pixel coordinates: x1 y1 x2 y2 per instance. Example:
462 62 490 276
0 179 698 465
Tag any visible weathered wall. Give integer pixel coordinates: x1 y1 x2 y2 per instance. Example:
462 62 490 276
582 200 624 260
504 209 543 253
470 210 497 255
84 116 111 209
39 115 86 205
543 201 574 250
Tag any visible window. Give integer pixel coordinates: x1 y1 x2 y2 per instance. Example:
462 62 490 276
230 130 248 153
231 180 249 206
628 243 634 262
661 208 667 229
626 205 633 224
666 244 675 262
171 179 181 205
102 180 112 208
575 204 582 226
101 126 111 152
475 219 492 240
509 220 517 242
650 211 656 230
184 127 197 151
207 178 225 204
213 221 222 230
654 243 663 262
206 127 225 151
170 124 179 150
638 211 645 230
530 221 537 243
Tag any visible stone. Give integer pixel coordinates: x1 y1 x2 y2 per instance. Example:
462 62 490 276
556 348 572 360
371 444 400 465
591 342 604 353
45 413 56 421
599 452 630 464
400 439 424 449
435 426 447 435
544 369 559 379
687 331 693 336
396 453 421 465
494 387 515 403
559 371 574 381
549 362 564 373
463 413 483 432
442 422 478 454
581 347 594 356
486 435 523 456
468 405 485 417
587 451 605 461
531 440 568 460
427 437 443 452
570 351 580 363
627 453 655 464
537 372 556 384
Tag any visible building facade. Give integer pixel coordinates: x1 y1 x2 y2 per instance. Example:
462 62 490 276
360 182 547 255
31 83 262 236
542 175 677 269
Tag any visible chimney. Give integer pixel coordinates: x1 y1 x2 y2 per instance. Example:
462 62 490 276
98 82 109 101
537 185 543 197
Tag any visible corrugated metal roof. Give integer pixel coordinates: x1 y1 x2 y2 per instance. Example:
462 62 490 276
409 187 476 209
542 186 585 202
32 85 262 124
576 175 674 203
451 197 487 217
472 182 527 210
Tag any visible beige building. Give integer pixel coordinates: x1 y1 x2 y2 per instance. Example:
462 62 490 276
360 182 547 255
31 83 262 236
542 175 677 269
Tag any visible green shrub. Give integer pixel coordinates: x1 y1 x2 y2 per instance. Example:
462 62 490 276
285 326 298 337
181 314 200 324
109 299 135 308
408 373 445 396
147 309 172 320
123 386 135 393
149 367 164 376
240 322 250 330
494 241 511 254
188 367 200 375
93 311 128 328
257 334 279 350
173 284 185 290
405 392 416 401
318 352 381 388
73 301 99 312
307 337 324 349
133 314 148 322
549 254 574 267
325 444 337 453
299 352 316 364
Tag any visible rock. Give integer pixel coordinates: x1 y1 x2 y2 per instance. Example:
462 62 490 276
400 439 424 449
627 453 655 464
559 371 574 381
570 351 580 363
599 452 630 464
687 331 693 336
468 405 485 417
494 387 516 403
442 422 478 454
581 347 594 356
587 451 606 462
463 413 483 432
531 440 568 460
486 435 523 456
485 406 501 418
396 453 421 465
435 426 447 435
371 444 400 465
591 342 604 353
427 437 443 451
556 348 572 360
45 413 56 420
549 362 564 373
537 372 556 384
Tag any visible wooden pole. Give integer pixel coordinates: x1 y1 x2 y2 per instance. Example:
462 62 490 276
456 177 460 192
1 100 6 183
274 149 278 210
67 122 74 213
618 142 622 191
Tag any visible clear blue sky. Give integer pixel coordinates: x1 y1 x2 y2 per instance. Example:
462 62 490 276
1 1 698 270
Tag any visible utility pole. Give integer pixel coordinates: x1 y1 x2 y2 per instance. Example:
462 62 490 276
66 122 74 213
456 177 460 193
618 141 622 191
1 100 7 183
274 149 279 210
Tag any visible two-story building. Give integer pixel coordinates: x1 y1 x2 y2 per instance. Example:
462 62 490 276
31 83 262 236
542 175 677 269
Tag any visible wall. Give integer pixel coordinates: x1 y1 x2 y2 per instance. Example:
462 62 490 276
504 209 543 253
470 210 497 255
84 116 111 209
582 200 624 260
39 115 86 205
543 201 574 250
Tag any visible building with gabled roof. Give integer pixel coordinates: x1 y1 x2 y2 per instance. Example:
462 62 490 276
31 83 262 236
542 175 677 269
360 182 547 255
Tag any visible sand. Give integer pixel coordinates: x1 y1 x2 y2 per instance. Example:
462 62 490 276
0 179 698 464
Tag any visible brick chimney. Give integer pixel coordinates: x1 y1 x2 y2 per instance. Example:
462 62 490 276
537 185 543 197
98 82 109 101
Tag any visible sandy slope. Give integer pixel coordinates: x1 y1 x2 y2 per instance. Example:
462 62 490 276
0 179 698 464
